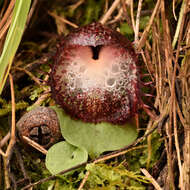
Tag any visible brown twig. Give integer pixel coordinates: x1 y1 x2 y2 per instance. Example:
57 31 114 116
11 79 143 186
104 0 109 13
69 0 84 12
32 71 51 106
107 7 123 24
175 0 187 63
48 11 78 28
140 168 162 190
33 92 51 106
172 0 177 20
121 0 132 28
14 66 42 85
0 0 8 18
173 2 189 189
172 3 187 187
26 0 38 27
2 74 16 189
22 136 47 155
0 12 13 39
6 74 16 155
137 0 161 51
162 9 175 190
130 0 136 32
100 0 121 24
0 132 10 148
77 171 90 190
0 0 15 31
134 0 143 44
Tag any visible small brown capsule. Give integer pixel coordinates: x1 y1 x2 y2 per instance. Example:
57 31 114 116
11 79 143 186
17 107 61 149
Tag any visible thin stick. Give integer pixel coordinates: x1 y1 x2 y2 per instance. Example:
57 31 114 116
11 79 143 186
3 74 16 189
0 12 12 39
5 74 16 156
14 67 41 85
140 168 162 190
107 7 123 24
0 132 10 148
171 8 186 186
69 0 84 12
146 134 152 169
0 0 15 30
33 72 50 106
0 0 8 18
172 2 187 189
78 171 90 190
100 0 121 24
22 136 47 155
0 149 6 157
95 145 147 165
137 0 161 50
33 92 50 106
172 0 185 48
175 0 187 62
26 0 38 27
172 0 177 20
135 0 143 43
48 12 78 28
173 100 183 189
130 0 136 32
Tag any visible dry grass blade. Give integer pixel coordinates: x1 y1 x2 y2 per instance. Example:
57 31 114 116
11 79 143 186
48 11 78 28
130 0 136 32
5 74 16 155
0 0 15 31
100 0 121 24
180 17 190 189
0 12 12 39
78 171 90 190
172 0 185 48
1 74 16 189
137 0 161 51
22 136 47 155
160 1 175 189
172 2 189 189
140 168 162 190
134 0 143 43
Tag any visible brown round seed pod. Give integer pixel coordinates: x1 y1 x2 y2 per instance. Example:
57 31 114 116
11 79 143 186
17 106 61 149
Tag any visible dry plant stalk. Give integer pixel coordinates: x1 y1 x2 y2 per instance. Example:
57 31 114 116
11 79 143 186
0 0 15 52
0 74 16 189
144 0 190 189
180 19 190 189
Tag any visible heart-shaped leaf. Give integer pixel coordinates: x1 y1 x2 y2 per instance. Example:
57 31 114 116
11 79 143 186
46 141 88 175
51 106 137 158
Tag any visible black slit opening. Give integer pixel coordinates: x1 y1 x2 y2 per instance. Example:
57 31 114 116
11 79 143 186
91 46 102 60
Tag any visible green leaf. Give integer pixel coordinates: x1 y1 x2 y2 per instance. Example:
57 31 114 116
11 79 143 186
51 106 137 158
0 0 31 94
46 141 88 175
